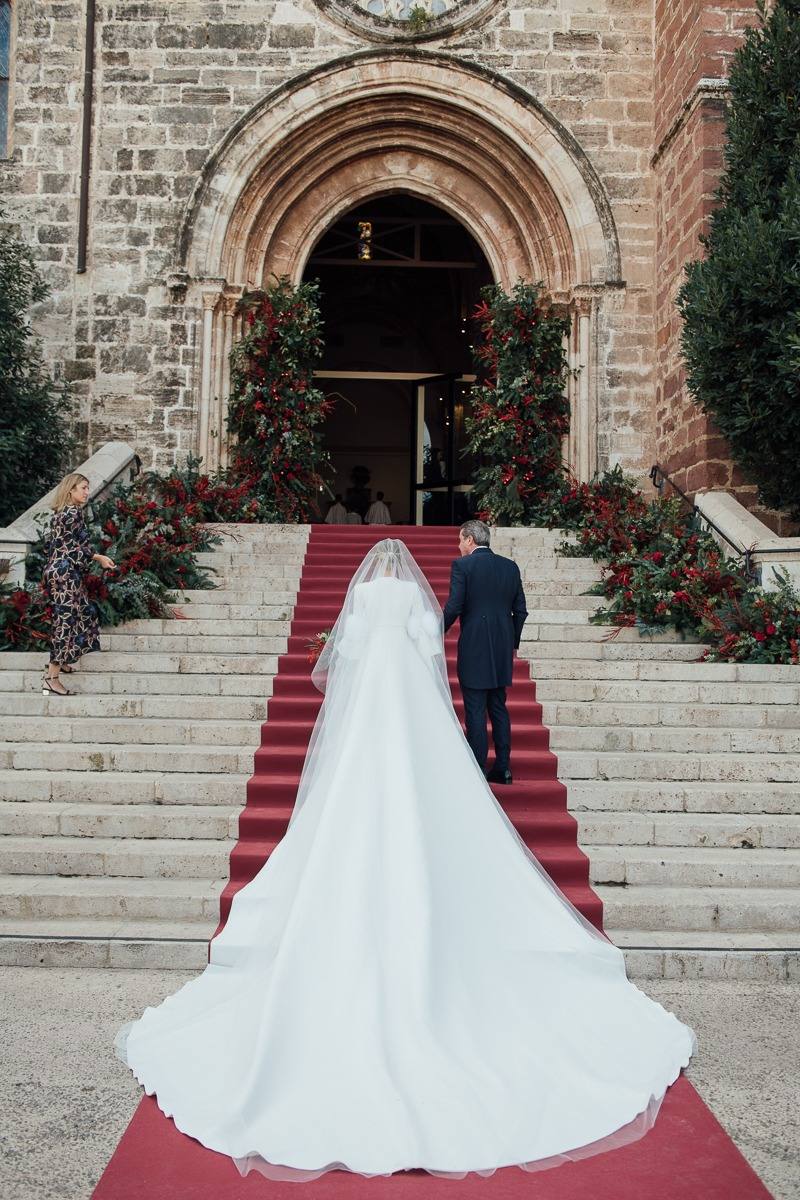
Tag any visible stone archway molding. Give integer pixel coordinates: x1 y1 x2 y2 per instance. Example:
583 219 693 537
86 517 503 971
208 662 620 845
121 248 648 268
178 50 621 292
179 51 622 480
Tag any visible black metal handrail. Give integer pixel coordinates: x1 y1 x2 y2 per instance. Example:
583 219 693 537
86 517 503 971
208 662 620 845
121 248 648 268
648 463 756 576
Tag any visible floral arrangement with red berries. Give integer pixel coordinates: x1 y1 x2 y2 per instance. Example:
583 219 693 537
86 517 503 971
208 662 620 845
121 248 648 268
548 467 800 664
1 459 227 651
227 278 333 523
465 281 572 525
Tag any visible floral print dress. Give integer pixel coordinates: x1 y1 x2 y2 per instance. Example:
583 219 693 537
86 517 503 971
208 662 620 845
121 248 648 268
43 505 101 666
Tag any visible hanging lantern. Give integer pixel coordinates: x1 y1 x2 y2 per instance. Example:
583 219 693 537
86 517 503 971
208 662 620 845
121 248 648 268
357 220 372 261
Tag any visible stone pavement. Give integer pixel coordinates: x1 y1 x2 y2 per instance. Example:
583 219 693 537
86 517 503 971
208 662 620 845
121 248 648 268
0 969 796 1200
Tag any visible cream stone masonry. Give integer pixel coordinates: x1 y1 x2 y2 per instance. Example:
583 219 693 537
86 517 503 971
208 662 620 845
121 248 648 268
1 524 798 979
1 1 655 478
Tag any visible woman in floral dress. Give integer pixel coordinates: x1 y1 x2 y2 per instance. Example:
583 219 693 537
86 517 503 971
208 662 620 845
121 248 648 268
41 473 116 696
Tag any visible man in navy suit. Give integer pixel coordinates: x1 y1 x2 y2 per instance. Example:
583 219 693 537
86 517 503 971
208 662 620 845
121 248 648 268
442 520 528 784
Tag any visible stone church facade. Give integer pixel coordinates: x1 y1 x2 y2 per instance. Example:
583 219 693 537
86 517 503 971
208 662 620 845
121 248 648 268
0 0 761 510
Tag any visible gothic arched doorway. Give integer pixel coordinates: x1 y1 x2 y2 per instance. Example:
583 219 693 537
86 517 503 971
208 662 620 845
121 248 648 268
302 195 493 524
177 51 622 495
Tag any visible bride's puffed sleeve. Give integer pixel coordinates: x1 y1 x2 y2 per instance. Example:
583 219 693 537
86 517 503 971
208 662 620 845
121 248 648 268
336 585 370 660
406 586 443 663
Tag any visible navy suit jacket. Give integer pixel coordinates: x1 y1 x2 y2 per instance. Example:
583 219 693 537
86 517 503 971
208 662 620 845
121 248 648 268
442 547 528 689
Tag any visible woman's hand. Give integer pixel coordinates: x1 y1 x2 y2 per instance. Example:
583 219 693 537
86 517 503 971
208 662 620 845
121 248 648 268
94 554 116 571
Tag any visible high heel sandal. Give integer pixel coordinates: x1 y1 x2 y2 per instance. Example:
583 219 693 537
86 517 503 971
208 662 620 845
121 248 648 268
42 673 70 697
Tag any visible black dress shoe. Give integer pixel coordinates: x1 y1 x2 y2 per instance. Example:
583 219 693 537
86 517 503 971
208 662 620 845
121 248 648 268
486 767 513 785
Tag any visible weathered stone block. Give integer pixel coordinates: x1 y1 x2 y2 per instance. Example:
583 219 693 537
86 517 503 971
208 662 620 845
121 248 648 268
208 24 267 50
99 346 152 374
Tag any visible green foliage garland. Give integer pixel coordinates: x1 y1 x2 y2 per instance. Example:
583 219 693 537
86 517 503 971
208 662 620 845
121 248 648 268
465 281 571 525
677 0 800 518
228 278 332 521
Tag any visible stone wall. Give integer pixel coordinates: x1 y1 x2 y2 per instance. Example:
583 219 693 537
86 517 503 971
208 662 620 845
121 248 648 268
3 1 656 483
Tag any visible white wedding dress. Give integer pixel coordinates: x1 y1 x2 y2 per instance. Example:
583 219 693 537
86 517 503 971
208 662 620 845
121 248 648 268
116 548 696 1182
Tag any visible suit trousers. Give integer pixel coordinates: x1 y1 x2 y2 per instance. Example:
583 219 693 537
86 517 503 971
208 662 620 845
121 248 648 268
460 685 511 772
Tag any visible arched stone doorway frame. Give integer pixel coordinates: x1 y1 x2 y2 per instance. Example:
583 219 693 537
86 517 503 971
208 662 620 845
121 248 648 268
175 51 622 484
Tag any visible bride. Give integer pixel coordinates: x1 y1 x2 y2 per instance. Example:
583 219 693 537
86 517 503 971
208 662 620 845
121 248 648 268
116 539 696 1182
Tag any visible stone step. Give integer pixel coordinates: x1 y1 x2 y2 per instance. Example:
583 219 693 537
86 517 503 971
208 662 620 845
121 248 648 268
535 678 800 705
523 641 705 660
612 928 800 950
0 716 262 746
207 563 601 582
198 547 576 566
520 624 688 644
0 743 254 774
587 845 800 888
566 779 800 816
0 671 275 697
542 700 800 728
0 801 238 839
194 551 309 567
113 616 293 634
174 594 601 618
557 750 800 783
576 810 800 848
175 589 298 605
116 608 598 635
198 564 304 579
615 937 799 982
550 725 800 754
100 633 287 653
0 835 234 879
1 652 280 674
92 625 645 653
174 578 599 602
0 769 249 805
596 884 800 932
0 874 223 920
0 922 794 977
529 659 800 683
0 919 214 969
0 693 268 719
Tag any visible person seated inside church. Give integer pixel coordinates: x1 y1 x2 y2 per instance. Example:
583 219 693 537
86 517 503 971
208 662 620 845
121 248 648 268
325 494 348 524
365 491 392 525
345 506 363 525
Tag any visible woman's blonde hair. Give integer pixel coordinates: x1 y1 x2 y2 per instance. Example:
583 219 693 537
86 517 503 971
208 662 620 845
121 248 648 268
51 473 90 512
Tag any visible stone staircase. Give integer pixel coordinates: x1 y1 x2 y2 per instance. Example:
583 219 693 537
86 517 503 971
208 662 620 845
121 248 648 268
0 526 307 968
0 524 798 978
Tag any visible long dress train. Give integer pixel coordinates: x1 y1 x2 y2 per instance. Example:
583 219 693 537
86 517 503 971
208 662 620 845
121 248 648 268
116 571 696 1181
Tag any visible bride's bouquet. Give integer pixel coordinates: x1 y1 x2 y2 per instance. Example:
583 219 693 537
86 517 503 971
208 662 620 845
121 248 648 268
307 629 331 665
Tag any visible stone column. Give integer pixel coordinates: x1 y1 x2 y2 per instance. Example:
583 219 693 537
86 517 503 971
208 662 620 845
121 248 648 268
576 299 593 483
198 288 223 467
566 296 595 483
218 294 239 470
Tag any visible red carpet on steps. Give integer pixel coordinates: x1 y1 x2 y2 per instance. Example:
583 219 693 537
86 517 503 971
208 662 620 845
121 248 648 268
216 524 602 938
92 526 774 1200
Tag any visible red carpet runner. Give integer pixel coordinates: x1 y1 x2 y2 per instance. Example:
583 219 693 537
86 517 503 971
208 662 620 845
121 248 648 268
92 525 774 1200
217 524 602 936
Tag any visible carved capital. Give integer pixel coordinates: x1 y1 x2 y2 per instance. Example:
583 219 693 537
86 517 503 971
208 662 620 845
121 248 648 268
165 270 190 305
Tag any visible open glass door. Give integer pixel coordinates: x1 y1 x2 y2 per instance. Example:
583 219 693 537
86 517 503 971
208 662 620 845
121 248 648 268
411 374 476 525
